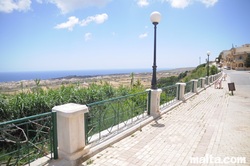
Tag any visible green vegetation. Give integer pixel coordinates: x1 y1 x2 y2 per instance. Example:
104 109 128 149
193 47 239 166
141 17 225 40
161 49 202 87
0 65 221 164
157 63 219 87
181 64 207 82
0 81 144 122
86 159 94 165
0 80 145 164
0 112 54 166
0 64 220 122
157 76 179 88
210 65 219 75
86 90 148 141
160 85 177 105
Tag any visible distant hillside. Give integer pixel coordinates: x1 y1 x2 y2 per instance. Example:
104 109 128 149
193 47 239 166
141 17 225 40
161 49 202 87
157 64 219 87
161 67 195 73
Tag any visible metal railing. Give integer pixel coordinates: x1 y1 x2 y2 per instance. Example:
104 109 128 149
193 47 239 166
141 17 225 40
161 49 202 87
185 81 193 94
85 91 149 145
0 112 58 166
197 79 202 89
160 85 177 110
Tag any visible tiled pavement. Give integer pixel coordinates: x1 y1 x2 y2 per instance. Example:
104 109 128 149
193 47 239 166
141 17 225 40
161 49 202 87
81 79 250 166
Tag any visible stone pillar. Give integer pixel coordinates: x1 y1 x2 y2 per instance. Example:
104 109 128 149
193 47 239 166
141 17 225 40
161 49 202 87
209 76 212 84
176 83 186 101
201 78 205 88
52 103 89 165
206 76 209 85
191 79 198 93
149 89 162 118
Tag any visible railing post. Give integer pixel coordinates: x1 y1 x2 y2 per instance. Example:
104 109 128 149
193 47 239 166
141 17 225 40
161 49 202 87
191 79 198 93
52 103 89 166
209 76 212 84
176 83 186 101
147 90 151 115
84 113 89 145
148 89 162 118
205 76 209 86
52 111 58 159
201 77 206 89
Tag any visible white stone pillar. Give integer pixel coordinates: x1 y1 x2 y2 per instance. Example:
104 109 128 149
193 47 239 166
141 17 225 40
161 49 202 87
201 78 206 88
52 103 89 165
176 83 186 101
191 79 198 93
209 76 212 84
149 89 162 118
205 76 209 85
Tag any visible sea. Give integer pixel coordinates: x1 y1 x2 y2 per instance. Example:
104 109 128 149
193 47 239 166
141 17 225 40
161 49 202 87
0 68 170 83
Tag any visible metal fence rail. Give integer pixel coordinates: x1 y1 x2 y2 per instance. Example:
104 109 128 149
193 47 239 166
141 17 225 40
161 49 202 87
0 112 58 166
85 91 149 145
197 79 202 89
185 81 193 94
160 85 177 110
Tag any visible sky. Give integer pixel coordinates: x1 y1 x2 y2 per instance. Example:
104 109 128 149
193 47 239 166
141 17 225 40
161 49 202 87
0 0 250 72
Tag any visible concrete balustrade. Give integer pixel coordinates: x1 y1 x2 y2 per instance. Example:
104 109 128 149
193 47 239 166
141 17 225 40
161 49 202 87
52 103 89 166
149 89 162 118
48 72 223 166
209 76 212 84
201 77 206 89
191 79 198 93
176 83 186 101
205 76 209 85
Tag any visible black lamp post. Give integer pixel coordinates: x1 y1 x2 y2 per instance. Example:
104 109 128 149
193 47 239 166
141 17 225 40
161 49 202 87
150 11 161 90
207 51 210 77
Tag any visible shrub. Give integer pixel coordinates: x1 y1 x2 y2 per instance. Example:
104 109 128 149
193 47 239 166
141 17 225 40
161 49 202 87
0 82 146 122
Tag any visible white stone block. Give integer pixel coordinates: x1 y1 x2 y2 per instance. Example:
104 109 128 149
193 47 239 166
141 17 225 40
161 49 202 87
52 103 89 163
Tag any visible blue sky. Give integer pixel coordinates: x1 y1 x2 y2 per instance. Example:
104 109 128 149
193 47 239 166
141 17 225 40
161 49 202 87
0 0 249 72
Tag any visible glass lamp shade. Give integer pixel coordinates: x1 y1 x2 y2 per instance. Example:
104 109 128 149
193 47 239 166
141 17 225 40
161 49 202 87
150 11 161 23
207 51 210 56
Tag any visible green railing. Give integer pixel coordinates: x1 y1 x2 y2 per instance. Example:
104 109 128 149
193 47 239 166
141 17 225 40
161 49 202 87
160 85 177 110
184 81 193 94
0 112 58 166
197 79 202 89
85 91 149 145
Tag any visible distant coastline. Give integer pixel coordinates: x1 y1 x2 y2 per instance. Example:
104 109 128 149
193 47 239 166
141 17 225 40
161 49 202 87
0 68 161 83
0 67 195 94
0 68 197 83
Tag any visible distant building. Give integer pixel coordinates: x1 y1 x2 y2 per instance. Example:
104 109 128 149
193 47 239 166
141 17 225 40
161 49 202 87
221 44 250 70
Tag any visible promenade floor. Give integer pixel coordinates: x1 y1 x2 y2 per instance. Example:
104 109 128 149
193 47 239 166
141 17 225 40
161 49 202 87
80 77 250 166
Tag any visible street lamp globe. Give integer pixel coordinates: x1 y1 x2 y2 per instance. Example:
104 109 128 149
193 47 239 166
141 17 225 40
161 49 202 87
207 51 210 56
150 11 161 24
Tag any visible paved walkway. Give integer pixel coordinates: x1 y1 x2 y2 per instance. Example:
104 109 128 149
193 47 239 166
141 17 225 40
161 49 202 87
80 77 250 166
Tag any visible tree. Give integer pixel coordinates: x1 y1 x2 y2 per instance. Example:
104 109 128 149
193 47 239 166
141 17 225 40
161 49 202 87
130 72 135 87
157 76 178 87
178 71 188 80
245 53 250 68
210 65 218 75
